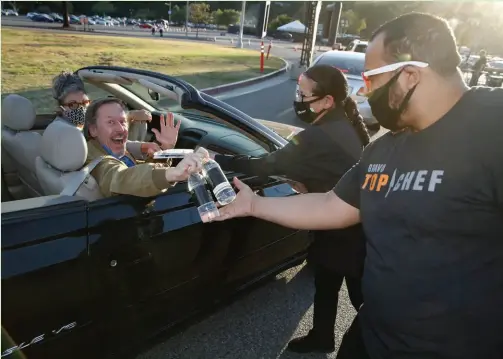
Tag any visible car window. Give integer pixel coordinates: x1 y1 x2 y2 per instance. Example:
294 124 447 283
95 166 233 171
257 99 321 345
488 61 503 69
85 83 115 102
121 82 178 110
315 55 365 76
354 44 367 53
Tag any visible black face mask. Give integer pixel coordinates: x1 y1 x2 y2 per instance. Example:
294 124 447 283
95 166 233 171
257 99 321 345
293 97 323 124
367 70 417 132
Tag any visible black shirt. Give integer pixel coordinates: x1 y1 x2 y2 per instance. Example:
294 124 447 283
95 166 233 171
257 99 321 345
472 55 487 72
216 109 367 275
215 108 363 193
334 87 503 359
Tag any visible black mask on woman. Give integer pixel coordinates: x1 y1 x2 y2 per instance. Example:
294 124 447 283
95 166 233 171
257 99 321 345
367 70 417 132
293 97 323 124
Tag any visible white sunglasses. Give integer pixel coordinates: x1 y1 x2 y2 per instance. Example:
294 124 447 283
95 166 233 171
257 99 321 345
362 61 429 78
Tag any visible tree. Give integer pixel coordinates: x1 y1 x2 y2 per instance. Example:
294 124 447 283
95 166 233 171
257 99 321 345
211 9 222 25
91 1 115 16
342 9 366 35
62 1 69 28
268 14 293 32
189 3 210 38
213 8 240 27
171 5 186 25
8 1 18 12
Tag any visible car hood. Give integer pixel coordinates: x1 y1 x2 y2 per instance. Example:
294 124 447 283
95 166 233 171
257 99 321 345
256 119 304 141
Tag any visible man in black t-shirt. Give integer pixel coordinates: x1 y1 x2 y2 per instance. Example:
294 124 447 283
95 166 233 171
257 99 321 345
212 12 503 359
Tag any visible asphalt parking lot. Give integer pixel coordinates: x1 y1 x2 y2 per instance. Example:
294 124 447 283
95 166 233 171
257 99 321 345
136 264 356 359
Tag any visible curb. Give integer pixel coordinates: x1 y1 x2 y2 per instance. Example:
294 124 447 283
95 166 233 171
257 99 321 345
201 58 290 96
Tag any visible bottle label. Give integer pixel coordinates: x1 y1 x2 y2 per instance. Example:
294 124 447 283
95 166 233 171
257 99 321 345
213 182 232 198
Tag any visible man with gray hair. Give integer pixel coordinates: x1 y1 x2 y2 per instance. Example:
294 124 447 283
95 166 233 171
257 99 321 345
51 71 177 157
85 97 208 197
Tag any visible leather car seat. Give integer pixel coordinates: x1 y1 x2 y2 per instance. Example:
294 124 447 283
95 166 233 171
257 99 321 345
35 120 104 201
1 94 43 197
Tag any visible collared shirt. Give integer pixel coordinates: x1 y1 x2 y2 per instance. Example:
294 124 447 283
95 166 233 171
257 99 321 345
102 145 136 168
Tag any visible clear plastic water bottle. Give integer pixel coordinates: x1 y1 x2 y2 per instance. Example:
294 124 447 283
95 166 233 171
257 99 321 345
202 159 237 205
187 173 220 223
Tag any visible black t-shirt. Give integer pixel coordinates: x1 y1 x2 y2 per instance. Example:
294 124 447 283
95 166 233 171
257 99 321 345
334 87 503 359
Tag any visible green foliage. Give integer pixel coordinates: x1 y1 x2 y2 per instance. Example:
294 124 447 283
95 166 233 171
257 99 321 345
268 14 293 32
91 1 115 16
189 3 210 38
171 5 186 24
341 9 366 35
213 8 240 26
189 3 210 25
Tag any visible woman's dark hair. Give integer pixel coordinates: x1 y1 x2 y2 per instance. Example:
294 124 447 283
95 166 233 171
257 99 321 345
304 64 370 146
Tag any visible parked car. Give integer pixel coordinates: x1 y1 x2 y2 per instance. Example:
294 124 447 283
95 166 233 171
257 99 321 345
294 51 379 130
30 14 55 23
345 39 368 53
2 9 18 16
271 31 293 41
139 22 153 29
1 65 310 359
49 12 64 22
485 60 503 87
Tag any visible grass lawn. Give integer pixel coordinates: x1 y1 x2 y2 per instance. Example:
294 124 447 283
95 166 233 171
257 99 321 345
1 28 284 112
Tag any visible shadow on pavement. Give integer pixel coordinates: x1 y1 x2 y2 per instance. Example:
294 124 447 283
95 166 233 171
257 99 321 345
137 264 317 359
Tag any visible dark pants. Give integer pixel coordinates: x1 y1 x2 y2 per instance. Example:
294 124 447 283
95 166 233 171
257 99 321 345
336 314 370 359
311 265 364 343
469 71 481 86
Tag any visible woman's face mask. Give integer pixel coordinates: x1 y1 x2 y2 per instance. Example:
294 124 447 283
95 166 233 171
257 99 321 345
293 96 325 124
62 106 87 127
61 95 90 127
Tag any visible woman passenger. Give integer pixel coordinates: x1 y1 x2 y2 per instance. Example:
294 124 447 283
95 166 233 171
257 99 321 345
51 71 178 158
212 64 370 354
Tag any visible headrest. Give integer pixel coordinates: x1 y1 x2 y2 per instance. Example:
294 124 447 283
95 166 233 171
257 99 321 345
2 94 37 131
41 121 87 172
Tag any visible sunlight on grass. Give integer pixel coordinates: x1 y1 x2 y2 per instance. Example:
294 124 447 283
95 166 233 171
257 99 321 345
1 28 283 111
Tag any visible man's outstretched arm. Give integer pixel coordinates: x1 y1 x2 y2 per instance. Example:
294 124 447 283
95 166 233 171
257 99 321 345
215 177 360 231
251 190 360 230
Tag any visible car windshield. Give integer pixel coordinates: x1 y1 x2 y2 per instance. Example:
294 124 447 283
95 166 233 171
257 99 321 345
315 55 365 76
489 61 503 69
121 82 179 110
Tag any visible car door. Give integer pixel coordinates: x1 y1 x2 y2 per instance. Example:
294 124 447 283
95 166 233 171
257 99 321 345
1 196 95 359
219 175 311 285
86 190 230 355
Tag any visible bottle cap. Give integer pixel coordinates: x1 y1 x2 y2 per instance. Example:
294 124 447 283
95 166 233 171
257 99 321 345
197 202 220 223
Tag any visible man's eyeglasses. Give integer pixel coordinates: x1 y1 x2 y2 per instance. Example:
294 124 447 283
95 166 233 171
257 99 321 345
63 99 91 109
361 61 429 92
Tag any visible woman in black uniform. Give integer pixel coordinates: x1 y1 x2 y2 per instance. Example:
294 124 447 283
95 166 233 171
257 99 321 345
212 64 371 354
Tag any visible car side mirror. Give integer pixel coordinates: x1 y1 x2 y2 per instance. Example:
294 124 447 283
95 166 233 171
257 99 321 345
148 89 160 101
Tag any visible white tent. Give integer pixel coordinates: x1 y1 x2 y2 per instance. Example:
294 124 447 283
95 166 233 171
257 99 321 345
277 20 306 34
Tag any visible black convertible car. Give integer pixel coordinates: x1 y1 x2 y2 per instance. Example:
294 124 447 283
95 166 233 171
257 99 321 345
1 66 311 359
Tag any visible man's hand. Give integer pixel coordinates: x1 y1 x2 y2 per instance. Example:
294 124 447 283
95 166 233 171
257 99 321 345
213 177 257 221
152 113 180 150
141 142 162 156
195 145 217 160
128 109 152 123
194 146 210 160
165 150 207 183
